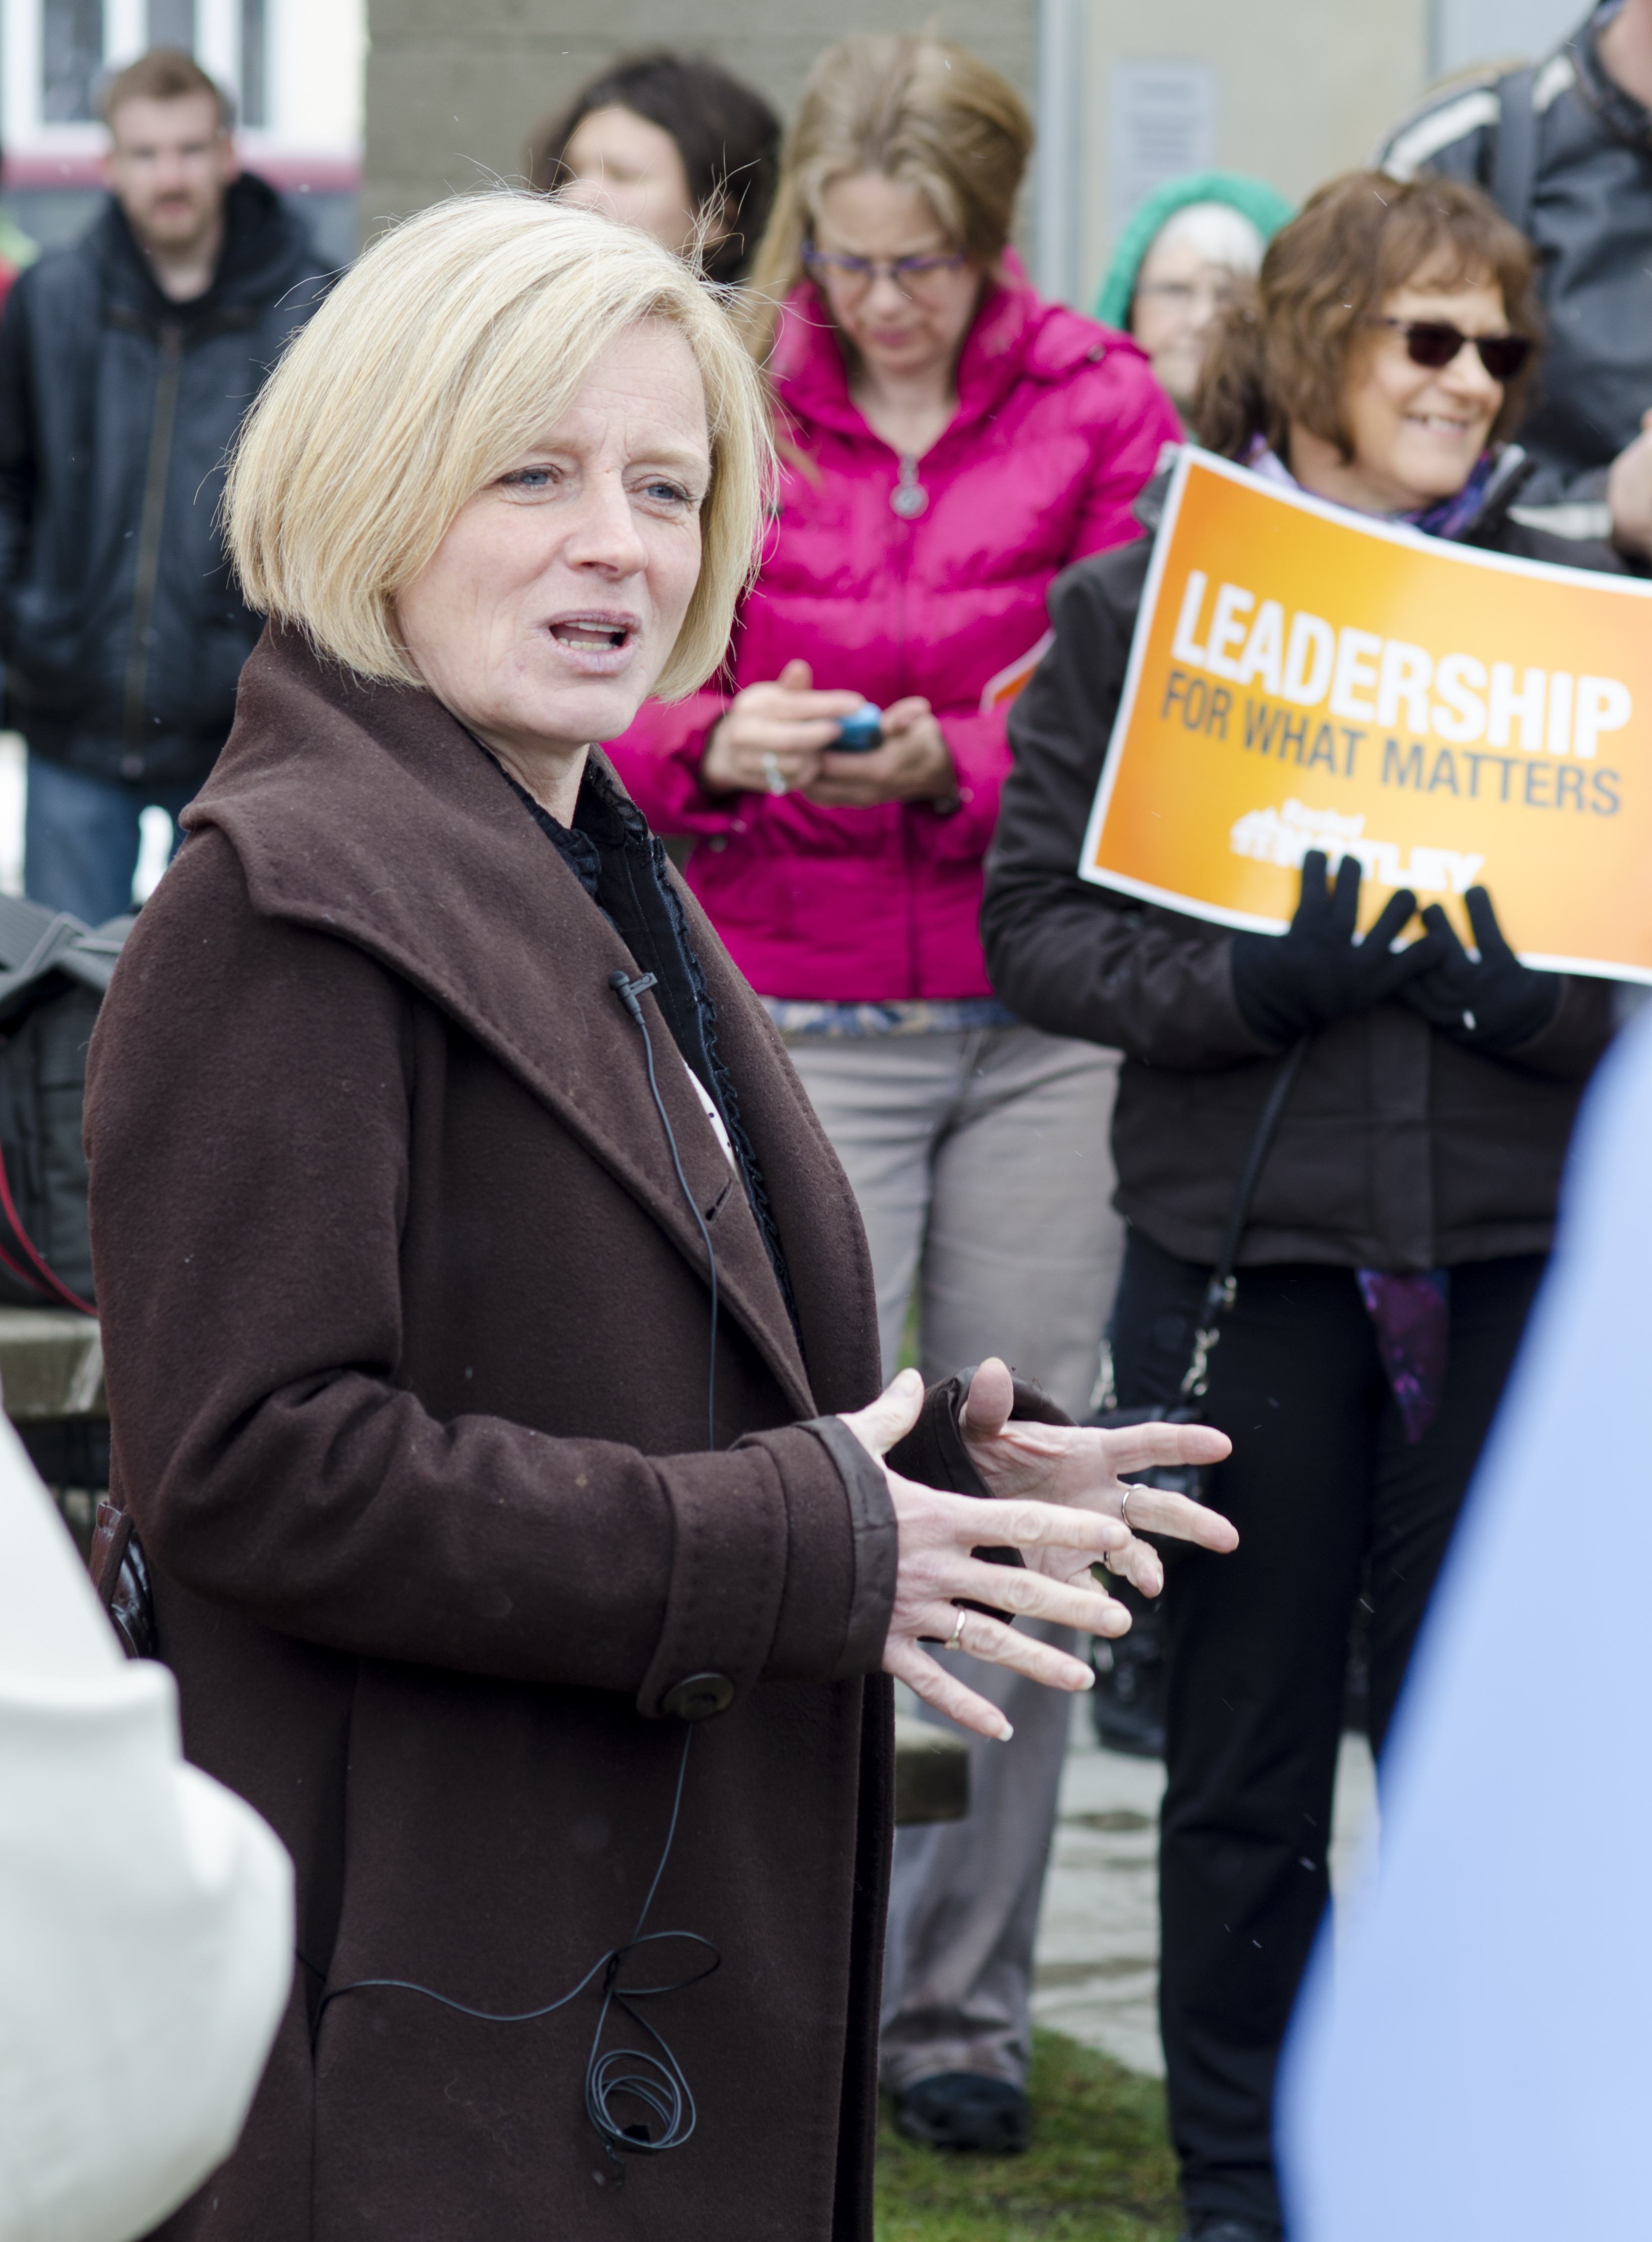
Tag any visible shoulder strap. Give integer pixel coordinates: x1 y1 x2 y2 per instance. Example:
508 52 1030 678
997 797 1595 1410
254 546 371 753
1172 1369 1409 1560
0 896 127 1015
1179 1033 1311 1403
1491 64 1542 239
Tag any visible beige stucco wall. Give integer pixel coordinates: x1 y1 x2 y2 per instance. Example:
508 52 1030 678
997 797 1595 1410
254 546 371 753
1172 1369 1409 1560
364 0 1436 302
363 0 1038 229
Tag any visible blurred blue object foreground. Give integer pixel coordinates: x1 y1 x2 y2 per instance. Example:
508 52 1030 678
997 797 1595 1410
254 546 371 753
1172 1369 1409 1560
1280 1010 1652 2239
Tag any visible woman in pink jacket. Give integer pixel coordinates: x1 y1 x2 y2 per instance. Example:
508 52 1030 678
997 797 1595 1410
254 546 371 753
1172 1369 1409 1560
607 32 1178 2153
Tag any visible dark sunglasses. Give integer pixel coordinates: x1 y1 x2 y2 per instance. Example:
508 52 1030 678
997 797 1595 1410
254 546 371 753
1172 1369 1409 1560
1371 317 1534 382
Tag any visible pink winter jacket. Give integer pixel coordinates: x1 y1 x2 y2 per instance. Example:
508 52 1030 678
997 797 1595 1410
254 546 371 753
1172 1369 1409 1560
607 272 1179 1000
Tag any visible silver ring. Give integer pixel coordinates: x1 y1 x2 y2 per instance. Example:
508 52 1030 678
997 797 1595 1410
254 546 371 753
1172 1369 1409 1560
761 751 788 796
945 1611 966 1654
1120 1486 1133 1530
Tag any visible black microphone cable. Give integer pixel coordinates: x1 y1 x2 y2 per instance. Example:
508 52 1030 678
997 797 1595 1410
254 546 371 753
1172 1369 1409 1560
314 1725 715 2180
309 966 732 2181
608 968 720 1453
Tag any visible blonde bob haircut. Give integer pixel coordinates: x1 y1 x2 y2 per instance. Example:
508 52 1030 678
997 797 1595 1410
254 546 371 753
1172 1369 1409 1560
742 34 1032 362
226 194 770 701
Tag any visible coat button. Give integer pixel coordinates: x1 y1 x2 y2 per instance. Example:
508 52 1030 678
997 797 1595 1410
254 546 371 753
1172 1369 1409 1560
661 1672 734 1721
120 753 145 779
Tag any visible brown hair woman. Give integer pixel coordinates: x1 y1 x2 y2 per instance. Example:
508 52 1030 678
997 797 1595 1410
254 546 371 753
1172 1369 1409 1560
529 51 779 286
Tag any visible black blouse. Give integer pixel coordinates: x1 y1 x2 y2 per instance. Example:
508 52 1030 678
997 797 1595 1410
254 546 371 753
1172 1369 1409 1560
490 745 801 1340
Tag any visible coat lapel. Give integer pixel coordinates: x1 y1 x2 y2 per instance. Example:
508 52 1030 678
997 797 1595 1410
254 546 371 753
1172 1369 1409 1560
188 628 820 1420
674 907 882 1417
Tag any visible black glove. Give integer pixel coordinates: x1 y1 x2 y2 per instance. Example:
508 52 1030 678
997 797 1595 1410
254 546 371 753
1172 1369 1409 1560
1396 887 1561 1054
1231 851 1442 1047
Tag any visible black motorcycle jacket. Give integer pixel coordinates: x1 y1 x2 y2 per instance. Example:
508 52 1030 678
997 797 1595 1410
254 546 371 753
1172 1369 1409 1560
1379 4 1652 533
0 174 326 789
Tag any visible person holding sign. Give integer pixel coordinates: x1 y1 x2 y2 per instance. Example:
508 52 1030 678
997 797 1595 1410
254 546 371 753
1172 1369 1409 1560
982 172 1622 2242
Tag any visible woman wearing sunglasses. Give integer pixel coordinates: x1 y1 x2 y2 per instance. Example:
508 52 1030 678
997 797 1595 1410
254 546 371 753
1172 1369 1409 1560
607 31 1178 2155
982 170 1626 2240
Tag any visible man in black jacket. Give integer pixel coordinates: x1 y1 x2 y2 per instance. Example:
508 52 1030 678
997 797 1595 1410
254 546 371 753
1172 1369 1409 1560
0 48 326 924
1378 1 1652 555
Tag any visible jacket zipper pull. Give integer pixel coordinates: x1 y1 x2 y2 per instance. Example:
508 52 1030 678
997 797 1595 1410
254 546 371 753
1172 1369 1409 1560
890 454 928 518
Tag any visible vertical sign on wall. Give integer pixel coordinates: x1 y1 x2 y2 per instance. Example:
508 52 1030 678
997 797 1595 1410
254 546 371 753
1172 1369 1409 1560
1109 59 1217 233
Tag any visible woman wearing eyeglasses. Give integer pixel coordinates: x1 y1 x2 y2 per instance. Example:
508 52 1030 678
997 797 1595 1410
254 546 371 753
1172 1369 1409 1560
1094 172 1293 427
607 31 1179 2155
983 172 1625 2241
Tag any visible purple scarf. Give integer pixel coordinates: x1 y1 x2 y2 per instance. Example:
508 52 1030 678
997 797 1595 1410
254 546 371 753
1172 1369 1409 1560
1356 1271 1451 1444
1241 438 1496 547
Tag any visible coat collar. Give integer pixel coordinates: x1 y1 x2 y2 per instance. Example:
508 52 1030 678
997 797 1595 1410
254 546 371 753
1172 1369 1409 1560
186 626 820 1418
93 173 316 330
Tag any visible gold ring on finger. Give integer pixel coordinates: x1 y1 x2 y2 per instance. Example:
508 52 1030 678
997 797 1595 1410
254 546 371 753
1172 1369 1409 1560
945 1610 966 1653
1120 1486 1134 1529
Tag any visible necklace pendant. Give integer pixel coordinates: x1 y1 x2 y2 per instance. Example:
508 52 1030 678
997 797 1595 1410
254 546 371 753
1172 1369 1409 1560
890 455 929 518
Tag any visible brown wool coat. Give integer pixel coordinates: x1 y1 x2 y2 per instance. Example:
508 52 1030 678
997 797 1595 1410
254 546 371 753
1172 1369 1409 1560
84 626 969 2241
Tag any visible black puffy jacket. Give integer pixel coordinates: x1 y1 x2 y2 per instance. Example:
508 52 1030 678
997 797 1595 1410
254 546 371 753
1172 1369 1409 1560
0 175 326 789
1378 5 1652 528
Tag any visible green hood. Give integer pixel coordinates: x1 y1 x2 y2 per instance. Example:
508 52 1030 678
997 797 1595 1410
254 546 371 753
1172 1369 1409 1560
1095 170 1293 332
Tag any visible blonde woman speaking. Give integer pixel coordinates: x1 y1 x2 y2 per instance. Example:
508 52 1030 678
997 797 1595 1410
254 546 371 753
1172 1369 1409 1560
83 194 1233 2239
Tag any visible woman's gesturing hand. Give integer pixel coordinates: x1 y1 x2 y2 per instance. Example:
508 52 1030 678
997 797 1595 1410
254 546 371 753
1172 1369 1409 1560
839 1365 1237 1741
957 1357 1237 1601
698 658 865 797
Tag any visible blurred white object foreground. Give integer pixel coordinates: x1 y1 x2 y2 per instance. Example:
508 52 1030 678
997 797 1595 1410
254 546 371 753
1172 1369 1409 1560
1281 1010 1652 2239
0 1413 291 2242
0 736 174 907
0 736 23 896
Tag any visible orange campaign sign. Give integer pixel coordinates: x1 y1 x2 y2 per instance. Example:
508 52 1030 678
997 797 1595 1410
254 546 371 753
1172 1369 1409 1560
1079 447 1652 982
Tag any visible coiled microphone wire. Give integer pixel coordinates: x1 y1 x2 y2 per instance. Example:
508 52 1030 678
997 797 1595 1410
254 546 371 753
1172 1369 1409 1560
310 1726 714 2178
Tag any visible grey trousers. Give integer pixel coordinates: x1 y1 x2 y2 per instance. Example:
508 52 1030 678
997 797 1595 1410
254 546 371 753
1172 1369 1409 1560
783 1023 1125 2089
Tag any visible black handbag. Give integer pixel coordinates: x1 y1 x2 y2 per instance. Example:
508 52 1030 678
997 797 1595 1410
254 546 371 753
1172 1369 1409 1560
1089 1035 1310 1504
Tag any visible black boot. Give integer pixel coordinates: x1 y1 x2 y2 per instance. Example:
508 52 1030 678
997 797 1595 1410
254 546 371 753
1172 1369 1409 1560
894 2071 1029 2153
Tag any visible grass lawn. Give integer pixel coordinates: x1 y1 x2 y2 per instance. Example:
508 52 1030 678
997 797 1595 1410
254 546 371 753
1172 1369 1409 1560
875 2030 1181 2241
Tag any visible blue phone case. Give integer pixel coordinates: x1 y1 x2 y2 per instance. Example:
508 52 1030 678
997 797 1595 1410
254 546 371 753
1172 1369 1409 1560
835 702 884 753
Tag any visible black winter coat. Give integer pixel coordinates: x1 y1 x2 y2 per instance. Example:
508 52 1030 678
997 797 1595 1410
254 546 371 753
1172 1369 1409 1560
0 175 324 789
981 479 1619 1273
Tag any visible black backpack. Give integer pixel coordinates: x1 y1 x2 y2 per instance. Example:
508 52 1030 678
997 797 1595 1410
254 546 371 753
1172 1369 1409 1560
0 896 130 1314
